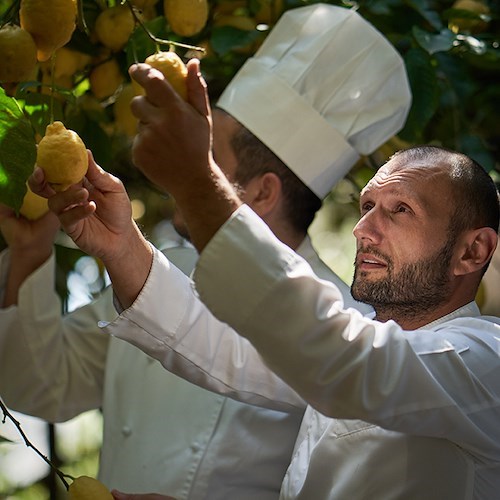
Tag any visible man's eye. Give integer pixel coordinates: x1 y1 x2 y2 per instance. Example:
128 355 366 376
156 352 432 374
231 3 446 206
360 203 373 214
395 204 409 213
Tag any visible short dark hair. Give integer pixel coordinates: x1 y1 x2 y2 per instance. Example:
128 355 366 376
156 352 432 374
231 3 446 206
229 120 322 234
392 145 499 235
392 145 499 274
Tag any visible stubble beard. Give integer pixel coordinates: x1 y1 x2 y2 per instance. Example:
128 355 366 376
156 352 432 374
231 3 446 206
351 240 455 324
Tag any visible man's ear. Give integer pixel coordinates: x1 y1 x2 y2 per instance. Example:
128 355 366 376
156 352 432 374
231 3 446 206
244 172 282 217
454 227 498 276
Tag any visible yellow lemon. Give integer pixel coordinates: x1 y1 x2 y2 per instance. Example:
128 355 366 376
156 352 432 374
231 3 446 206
40 47 91 80
133 51 188 100
89 58 124 100
164 0 209 37
94 4 136 52
448 0 490 33
19 184 49 220
68 475 113 500
36 121 88 192
0 24 38 83
114 83 138 138
20 0 77 62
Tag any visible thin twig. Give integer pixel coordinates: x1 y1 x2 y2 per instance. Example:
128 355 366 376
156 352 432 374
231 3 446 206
123 0 206 55
0 397 73 490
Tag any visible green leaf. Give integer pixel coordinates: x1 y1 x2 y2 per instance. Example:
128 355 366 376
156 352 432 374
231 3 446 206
412 26 456 54
210 26 260 56
399 48 440 142
0 88 36 213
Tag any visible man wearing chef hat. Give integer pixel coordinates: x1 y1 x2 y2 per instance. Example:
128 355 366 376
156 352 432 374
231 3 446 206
0 3 411 498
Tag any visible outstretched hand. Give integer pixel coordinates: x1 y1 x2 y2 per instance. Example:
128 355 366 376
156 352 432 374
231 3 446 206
129 59 241 252
28 150 134 264
129 59 213 202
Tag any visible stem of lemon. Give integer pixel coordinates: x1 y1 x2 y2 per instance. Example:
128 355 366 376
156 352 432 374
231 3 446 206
123 0 206 56
0 397 73 490
49 51 55 125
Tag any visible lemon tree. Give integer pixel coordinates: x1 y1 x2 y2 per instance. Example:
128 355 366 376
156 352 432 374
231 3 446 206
0 0 498 496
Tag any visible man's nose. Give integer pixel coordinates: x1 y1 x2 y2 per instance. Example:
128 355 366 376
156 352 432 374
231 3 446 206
353 209 382 244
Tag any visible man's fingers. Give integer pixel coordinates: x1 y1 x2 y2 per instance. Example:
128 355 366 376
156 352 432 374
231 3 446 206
129 63 180 108
28 166 55 198
83 150 122 192
47 185 89 216
186 59 210 119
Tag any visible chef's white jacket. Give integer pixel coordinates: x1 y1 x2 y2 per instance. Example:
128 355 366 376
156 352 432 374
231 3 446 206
0 232 366 498
102 205 500 499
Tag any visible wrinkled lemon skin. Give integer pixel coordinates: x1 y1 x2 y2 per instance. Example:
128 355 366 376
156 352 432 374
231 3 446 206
19 184 49 220
0 25 38 83
20 0 77 62
36 121 88 192
133 51 188 100
68 475 114 500
164 0 209 37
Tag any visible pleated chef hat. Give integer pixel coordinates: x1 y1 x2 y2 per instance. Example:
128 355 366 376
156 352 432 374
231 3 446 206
217 3 412 199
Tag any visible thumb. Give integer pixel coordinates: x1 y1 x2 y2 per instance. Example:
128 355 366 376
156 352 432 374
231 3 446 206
83 150 122 192
186 58 211 119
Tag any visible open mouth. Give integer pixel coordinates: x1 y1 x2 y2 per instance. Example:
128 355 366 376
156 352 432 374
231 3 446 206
356 253 388 271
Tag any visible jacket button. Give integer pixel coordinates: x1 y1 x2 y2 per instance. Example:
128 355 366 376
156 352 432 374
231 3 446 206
122 426 132 437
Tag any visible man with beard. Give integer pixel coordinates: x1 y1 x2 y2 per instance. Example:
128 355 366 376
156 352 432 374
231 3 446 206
31 53 500 497
0 4 411 498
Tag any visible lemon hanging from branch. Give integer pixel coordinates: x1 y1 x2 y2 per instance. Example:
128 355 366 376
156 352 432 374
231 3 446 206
0 24 38 83
133 50 188 100
20 0 78 62
36 121 88 192
164 0 209 37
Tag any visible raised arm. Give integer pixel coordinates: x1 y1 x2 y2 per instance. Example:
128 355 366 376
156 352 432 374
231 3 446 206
129 60 241 253
29 152 152 309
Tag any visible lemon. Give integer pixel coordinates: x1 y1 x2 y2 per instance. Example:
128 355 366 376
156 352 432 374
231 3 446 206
164 0 209 37
20 0 77 62
90 58 124 100
36 121 88 192
40 47 91 80
114 83 138 138
448 0 490 33
133 51 188 100
68 475 113 500
0 24 38 83
19 184 49 220
94 4 136 52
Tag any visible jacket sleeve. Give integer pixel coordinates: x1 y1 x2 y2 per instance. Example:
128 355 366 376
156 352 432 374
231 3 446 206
101 246 306 414
192 206 500 459
0 249 115 422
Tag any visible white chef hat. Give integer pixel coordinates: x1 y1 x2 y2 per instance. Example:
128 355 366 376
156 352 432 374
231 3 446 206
217 3 412 199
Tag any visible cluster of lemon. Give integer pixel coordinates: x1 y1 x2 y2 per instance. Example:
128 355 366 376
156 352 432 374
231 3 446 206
0 0 213 222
